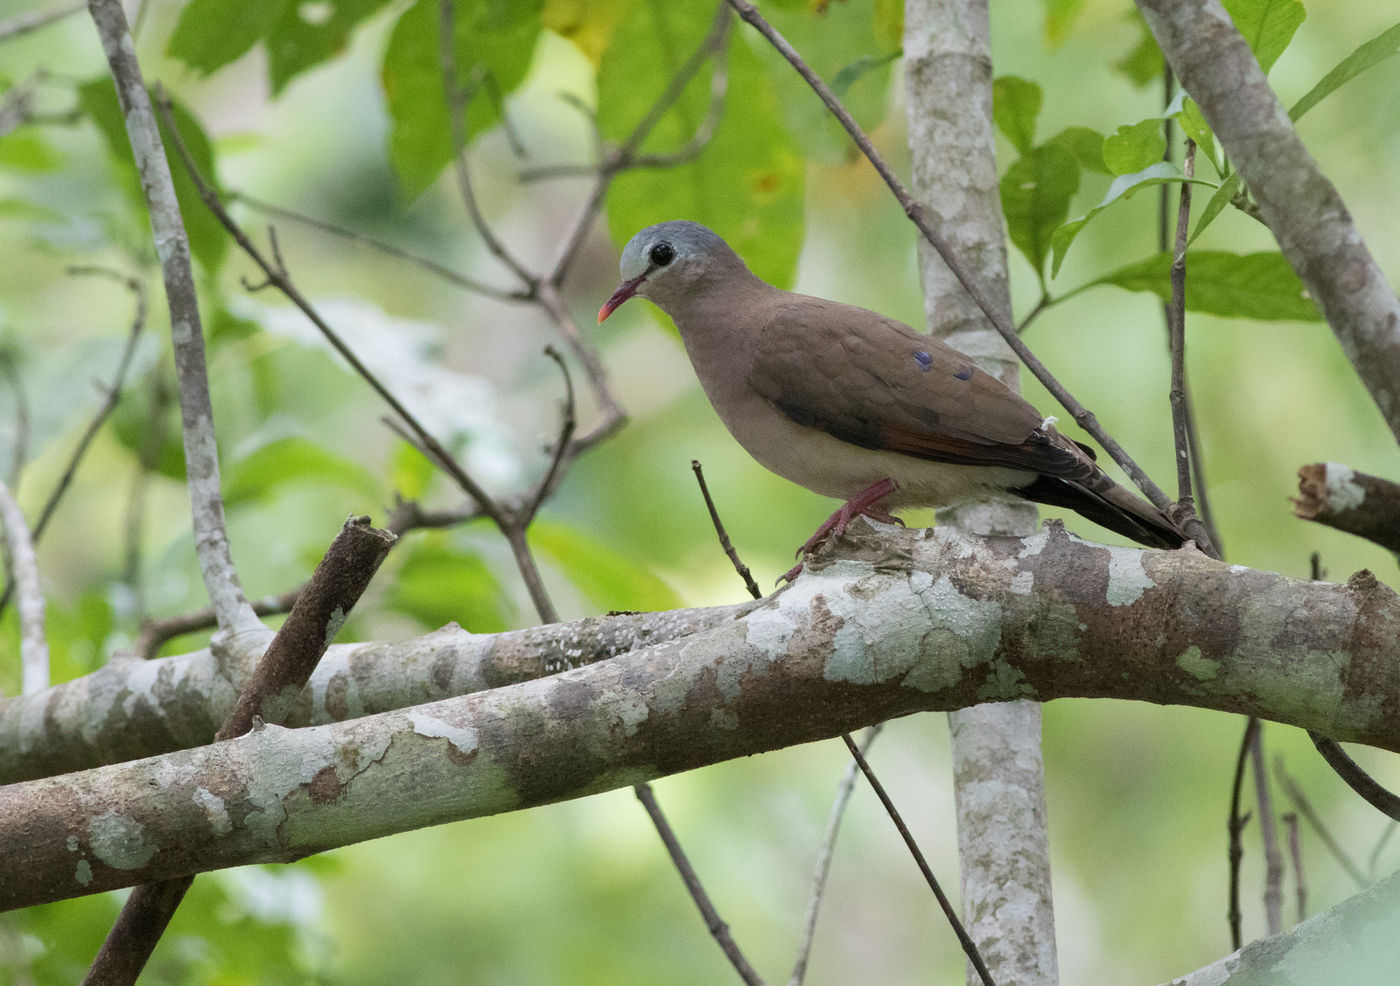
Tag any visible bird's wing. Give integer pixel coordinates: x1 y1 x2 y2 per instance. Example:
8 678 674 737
748 296 1094 479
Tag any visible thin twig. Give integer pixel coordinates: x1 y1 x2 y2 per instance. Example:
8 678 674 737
88 0 258 637
1282 812 1305 925
523 346 577 524
727 0 1174 520
1307 731 1400 822
1227 716 1257 951
691 460 762 600
1248 723 1284 936
1367 822 1398 882
1275 754 1367 889
1167 141 1196 506
0 346 27 491
788 724 883 986
0 476 47 694
840 733 995 986
635 782 767 986
0 0 85 41
438 0 535 291
227 191 524 301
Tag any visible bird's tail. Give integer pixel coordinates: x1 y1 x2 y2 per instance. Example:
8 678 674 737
1013 473 1187 549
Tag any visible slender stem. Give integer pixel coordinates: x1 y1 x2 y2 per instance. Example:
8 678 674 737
691 460 762 600
0 476 47 694
727 0 1172 515
88 0 258 637
1248 724 1284 936
1307 731 1400 822
635 782 768 986
840 733 996 986
1227 716 1257 951
1282 812 1305 925
1274 754 1366 888
1167 142 1196 507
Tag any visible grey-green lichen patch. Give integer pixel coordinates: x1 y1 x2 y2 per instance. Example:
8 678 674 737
89 811 158 870
1323 462 1365 511
823 569 938 686
976 660 1035 701
75 859 93 886
1177 645 1220 681
407 712 479 757
1106 547 1154 606
194 786 233 836
710 707 739 730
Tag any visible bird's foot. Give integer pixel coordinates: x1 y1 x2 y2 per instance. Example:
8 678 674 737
786 478 901 581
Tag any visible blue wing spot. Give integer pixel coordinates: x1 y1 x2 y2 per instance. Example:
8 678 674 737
953 366 974 380
913 350 933 372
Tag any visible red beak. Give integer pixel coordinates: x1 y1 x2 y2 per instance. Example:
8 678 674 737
597 274 646 323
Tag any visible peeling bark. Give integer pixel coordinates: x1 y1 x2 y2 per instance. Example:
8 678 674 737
3 524 1396 912
1295 463 1400 555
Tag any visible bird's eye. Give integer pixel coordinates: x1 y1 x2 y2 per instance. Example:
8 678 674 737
649 242 676 267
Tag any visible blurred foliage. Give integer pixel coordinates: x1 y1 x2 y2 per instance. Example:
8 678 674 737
1 0 1400 983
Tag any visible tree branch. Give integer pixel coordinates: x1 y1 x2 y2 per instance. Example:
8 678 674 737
1294 463 1400 554
6 523 1399 911
0 476 47 694
86 0 259 636
1135 0 1400 444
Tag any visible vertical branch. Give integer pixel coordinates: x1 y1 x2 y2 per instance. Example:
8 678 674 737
86 0 259 637
904 2 1056 984
1248 725 1284 936
0 477 48 693
1167 142 1197 507
1227 716 1257 951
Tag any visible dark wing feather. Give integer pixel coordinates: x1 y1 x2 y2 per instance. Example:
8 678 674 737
749 296 1093 478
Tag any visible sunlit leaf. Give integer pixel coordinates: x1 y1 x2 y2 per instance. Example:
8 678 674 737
1047 125 1109 175
1221 0 1305 75
1113 10 1163 86
601 8 803 287
1001 142 1079 281
1291 20 1400 121
223 436 381 507
0 131 62 172
1090 250 1321 320
1188 171 1243 245
992 76 1041 155
168 0 291 76
383 0 542 199
387 538 510 633
1041 0 1084 48
266 0 397 94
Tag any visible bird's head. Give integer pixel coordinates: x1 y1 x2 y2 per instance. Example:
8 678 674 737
597 221 746 322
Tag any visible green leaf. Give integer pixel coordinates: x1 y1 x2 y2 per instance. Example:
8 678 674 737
222 436 381 507
382 0 542 200
387 538 510 633
110 368 187 480
832 51 902 98
601 7 804 287
1113 10 1164 87
1188 171 1243 245
992 76 1042 155
266 0 397 94
168 0 292 76
1050 162 1212 276
1221 0 1305 75
77 79 228 272
1102 117 1165 176
1090 250 1321 320
0 130 62 171
1048 125 1110 175
1000 142 1080 281
530 520 683 614
1173 97 1219 175
1291 21 1400 121
1041 0 1085 48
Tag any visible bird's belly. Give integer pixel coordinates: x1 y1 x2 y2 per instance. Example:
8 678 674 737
716 397 1034 510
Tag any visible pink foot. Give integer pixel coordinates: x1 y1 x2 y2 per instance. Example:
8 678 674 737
783 478 901 582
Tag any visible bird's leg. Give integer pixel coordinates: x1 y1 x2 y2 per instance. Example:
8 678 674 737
783 478 901 582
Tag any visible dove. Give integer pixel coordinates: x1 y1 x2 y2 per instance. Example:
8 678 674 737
599 220 1184 566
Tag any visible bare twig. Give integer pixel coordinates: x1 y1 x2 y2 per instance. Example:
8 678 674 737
88 0 258 637
1249 724 1284 936
788 724 883 986
841 733 995 986
0 0 84 41
1308 730 1400 823
1275 755 1367 889
691 460 762 600
83 516 395 986
1282 812 1305 925
1167 142 1196 506
523 346 577 524
226 191 524 301
727 0 1174 519
0 476 47 694
1227 716 1257 951
635 782 767 986
1367 822 1397 882
1294 464 1400 554
0 346 27 491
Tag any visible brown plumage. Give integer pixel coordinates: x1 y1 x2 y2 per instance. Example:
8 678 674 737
599 220 1185 554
